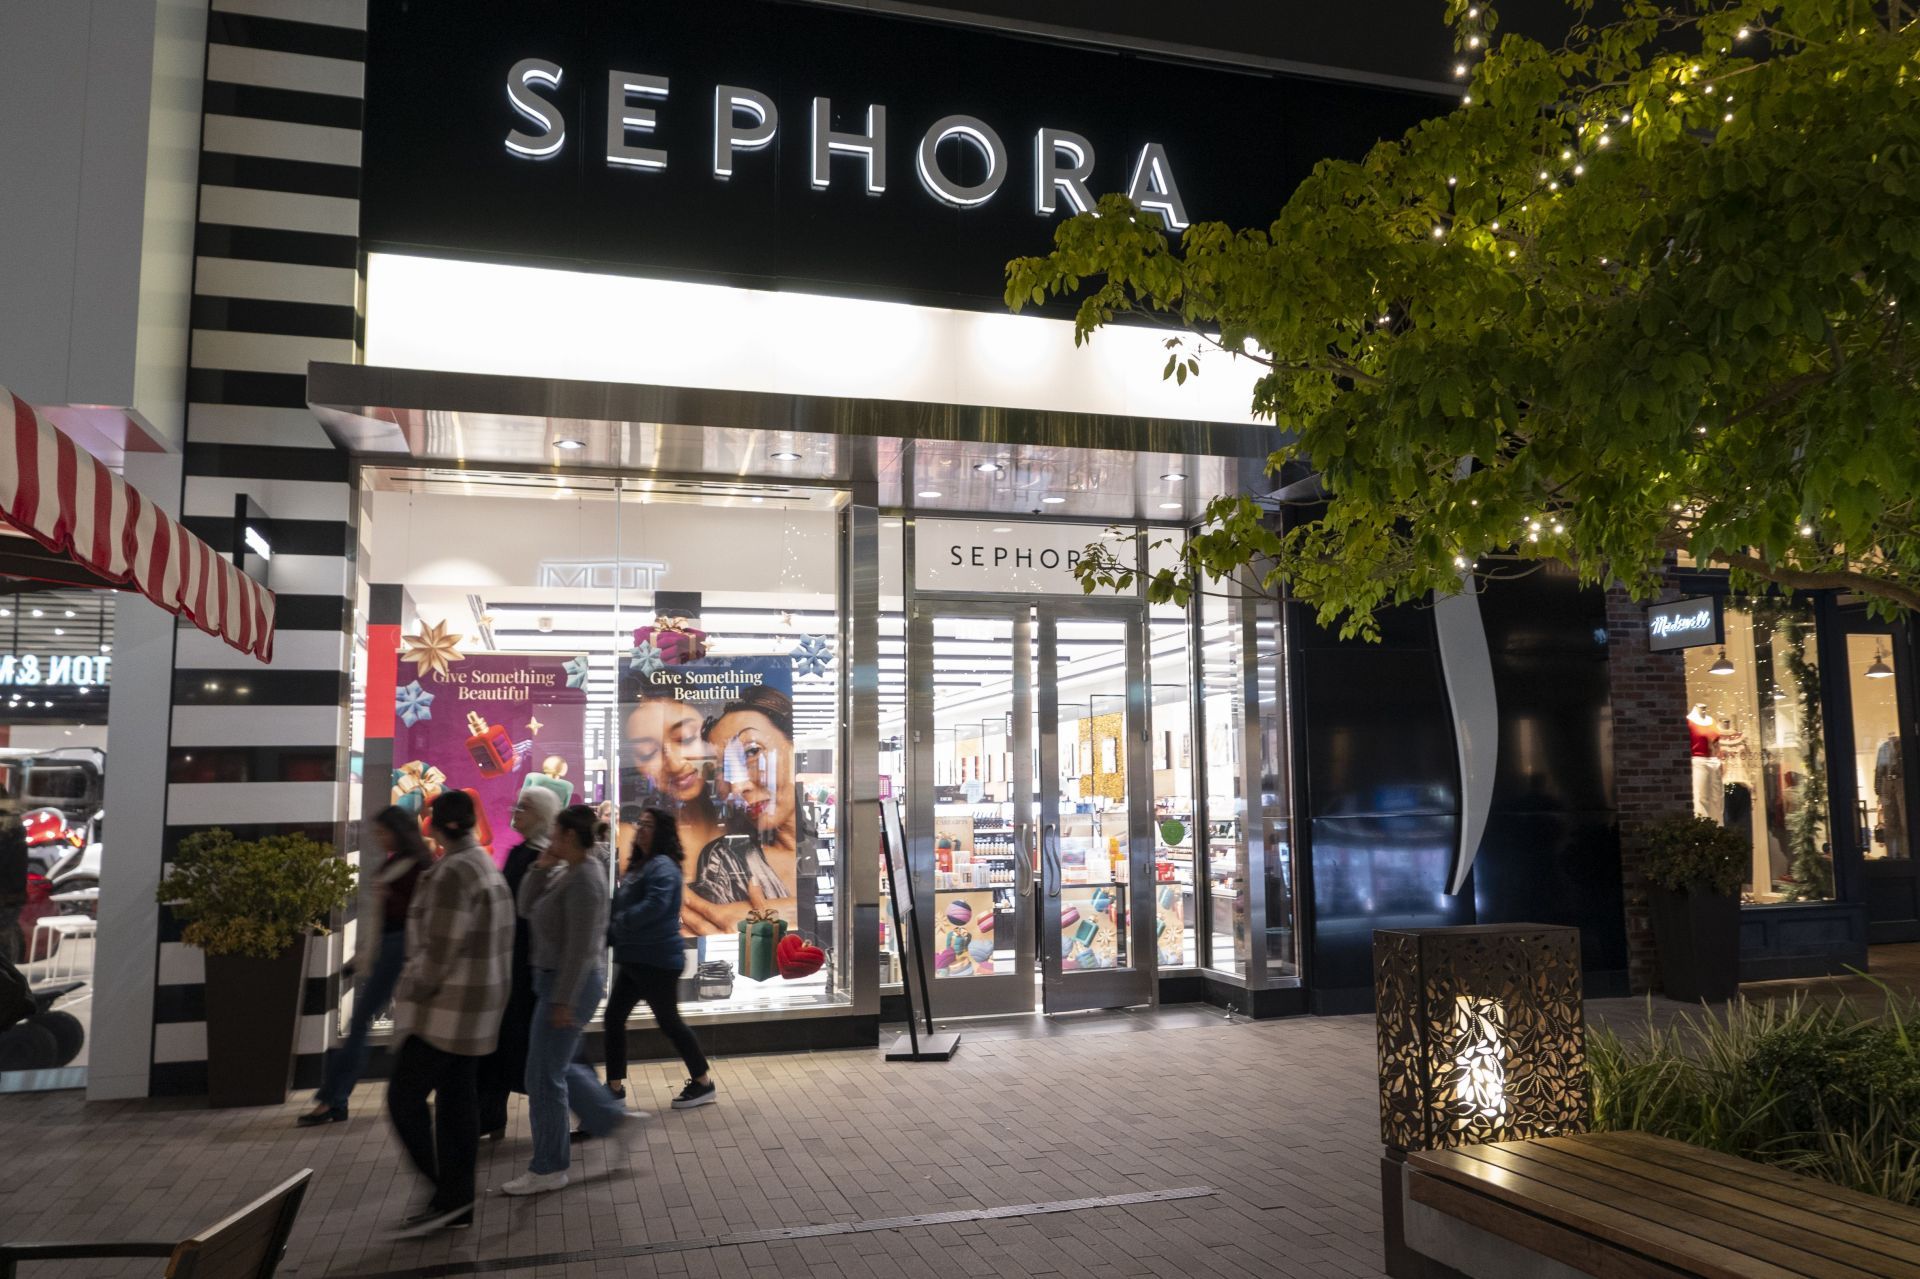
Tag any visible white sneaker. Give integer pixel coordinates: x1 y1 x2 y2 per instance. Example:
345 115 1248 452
500 1170 569 1196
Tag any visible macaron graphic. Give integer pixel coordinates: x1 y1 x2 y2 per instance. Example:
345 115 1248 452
977 911 995 935
968 937 994 963
946 900 973 926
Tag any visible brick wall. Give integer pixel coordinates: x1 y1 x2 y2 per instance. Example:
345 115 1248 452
1605 585 1692 993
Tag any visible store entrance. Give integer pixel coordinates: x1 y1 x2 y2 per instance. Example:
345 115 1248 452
1838 618 1920 943
909 600 1155 1018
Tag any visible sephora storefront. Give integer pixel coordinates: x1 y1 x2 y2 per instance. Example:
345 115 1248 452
201 0 1643 1076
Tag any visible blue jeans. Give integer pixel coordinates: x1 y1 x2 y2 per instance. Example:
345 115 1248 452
526 966 624 1174
316 928 407 1110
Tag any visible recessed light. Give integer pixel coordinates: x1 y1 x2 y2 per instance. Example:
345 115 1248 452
1158 502 1182 510
53 628 64 636
881 520 901 528
993 526 1013 533
974 461 1003 473
917 490 943 499
63 610 75 618
554 438 585 450
0 610 9 618
537 616 554 633
1042 496 1067 505
751 496 765 503
770 450 802 461
1161 471 1186 482
30 609 42 618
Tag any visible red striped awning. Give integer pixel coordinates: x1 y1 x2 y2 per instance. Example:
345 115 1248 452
0 384 275 662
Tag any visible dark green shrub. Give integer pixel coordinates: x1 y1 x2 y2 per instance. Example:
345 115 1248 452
1642 814 1747 895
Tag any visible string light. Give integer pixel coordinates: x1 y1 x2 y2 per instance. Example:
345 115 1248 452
1455 62 1469 77
1736 25 1750 38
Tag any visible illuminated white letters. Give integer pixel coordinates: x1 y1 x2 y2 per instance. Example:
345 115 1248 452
504 58 565 159
503 58 1192 220
916 114 1007 208
713 85 778 179
1126 142 1190 230
1035 127 1095 216
606 69 669 170
811 98 887 194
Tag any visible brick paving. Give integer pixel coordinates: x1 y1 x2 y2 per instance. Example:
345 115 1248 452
3 956 1915 1279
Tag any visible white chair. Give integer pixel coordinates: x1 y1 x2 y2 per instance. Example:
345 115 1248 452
29 916 97 982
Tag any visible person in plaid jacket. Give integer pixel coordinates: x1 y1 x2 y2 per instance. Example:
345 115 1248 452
385 790 514 1236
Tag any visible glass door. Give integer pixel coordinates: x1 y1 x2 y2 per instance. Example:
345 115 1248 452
1843 623 1920 943
1038 607 1155 1013
910 606 1038 1016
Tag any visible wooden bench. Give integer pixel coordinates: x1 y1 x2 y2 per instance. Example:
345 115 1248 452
0 1169 311 1279
1401 1132 1920 1278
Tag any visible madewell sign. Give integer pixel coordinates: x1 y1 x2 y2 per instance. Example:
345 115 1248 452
1646 596 1722 652
915 520 1138 595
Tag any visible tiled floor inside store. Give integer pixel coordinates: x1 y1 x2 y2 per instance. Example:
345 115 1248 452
3 952 1916 1278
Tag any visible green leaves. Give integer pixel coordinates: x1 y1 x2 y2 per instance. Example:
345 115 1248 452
157 828 355 958
1008 0 1920 634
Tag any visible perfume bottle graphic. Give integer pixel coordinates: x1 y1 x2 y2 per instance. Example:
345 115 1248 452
465 711 515 777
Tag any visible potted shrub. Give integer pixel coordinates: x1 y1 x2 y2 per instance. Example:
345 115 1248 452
1642 813 1747 1002
157 829 354 1107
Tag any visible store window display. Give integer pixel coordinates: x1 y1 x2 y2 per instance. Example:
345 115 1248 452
354 470 850 1030
1845 634 1908 862
1680 600 1833 903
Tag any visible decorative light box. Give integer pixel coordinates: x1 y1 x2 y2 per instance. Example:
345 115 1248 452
1374 923 1589 1153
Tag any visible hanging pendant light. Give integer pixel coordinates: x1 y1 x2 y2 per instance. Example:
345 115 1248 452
1867 645 1895 679
1709 648 1735 676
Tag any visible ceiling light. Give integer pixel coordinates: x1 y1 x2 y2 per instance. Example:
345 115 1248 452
30 609 41 618
974 461 1003 473
882 520 901 528
751 496 765 503
1158 502 1182 510
1867 646 1894 679
992 526 1013 533
1161 471 1186 482
1709 649 1735 676
554 438 585 450
0 610 9 618
1042 496 1068 505
53 628 63 636
537 616 554 634
917 490 942 499
769 450 802 461
63 610 74 618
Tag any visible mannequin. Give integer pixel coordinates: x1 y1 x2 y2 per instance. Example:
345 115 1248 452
1876 733 1906 859
1688 704 1725 823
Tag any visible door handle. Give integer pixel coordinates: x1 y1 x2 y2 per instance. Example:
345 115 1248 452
1042 824 1061 899
1014 822 1033 899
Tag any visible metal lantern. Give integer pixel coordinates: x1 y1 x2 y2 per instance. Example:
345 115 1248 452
1374 923 1589 1153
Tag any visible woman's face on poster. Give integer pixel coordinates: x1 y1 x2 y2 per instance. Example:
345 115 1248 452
625 698 711 804
710 709 794 834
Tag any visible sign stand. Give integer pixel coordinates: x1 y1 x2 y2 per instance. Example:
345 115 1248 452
881 797 959 1061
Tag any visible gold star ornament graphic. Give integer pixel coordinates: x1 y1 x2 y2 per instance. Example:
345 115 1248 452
527 715 544 736
400 619 466 679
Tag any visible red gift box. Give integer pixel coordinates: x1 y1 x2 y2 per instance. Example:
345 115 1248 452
634 615 709 666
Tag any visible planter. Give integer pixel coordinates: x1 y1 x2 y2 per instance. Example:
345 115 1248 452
204 942 307 1107
1648 884 1740 1003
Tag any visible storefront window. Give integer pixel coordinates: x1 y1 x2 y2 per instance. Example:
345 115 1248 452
0 585 114 1092
1845 634 1907 863
1682 599 1834 903
1200 586 1253 973
1149 602 1199 969
354 470 851 1026
1256 601 1297 977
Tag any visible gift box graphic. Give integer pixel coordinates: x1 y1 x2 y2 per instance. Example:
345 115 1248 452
736 907 789 982
633 615 709 666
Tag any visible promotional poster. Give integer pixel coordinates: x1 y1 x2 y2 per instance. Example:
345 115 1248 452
392 651 589 866
618 651 807 945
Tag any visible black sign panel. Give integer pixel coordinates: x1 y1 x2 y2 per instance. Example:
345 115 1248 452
1646 596 1722 651
361 0 1443 311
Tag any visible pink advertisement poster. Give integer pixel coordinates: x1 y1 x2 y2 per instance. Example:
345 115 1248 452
391 651 589 865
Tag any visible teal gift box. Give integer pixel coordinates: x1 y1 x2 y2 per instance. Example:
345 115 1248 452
736 909 788 982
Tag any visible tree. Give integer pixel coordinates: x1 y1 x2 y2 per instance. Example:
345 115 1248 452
1006 0 1920 638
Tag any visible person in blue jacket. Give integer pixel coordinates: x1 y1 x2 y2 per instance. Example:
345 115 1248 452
603 807 717 1110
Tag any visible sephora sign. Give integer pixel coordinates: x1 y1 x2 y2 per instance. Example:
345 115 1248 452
502 59 1190 228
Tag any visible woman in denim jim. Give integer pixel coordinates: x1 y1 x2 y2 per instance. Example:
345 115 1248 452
501 803 632 1195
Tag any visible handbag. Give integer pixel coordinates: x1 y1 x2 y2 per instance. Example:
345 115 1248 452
696 960 735 1000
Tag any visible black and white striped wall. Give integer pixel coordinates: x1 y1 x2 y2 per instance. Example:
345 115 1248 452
150 0 367 1095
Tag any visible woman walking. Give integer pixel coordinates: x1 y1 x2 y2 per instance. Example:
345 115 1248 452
476 785 563 1140
502 803 630 1195
298 806 431 1127
604 808 717 1110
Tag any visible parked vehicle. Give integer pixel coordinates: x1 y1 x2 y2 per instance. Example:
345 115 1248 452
46 810 102 916
20 807 84 877
0 748 105 836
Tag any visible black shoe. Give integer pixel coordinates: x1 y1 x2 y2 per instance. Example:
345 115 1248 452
296 1105 348 1127
396 1203 472 1237
481 1127 506 1142
569 1127 595 1144
671 1079 717 1110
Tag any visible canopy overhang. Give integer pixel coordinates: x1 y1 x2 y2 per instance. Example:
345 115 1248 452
1 383 275 662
